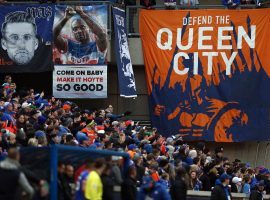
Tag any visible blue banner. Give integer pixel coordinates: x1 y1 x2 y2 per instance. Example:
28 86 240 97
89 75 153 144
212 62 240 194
113 7 137 98
0 5 55 73
140 9 270 142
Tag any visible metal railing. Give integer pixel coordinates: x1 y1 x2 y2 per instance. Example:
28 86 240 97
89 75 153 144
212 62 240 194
187 190 270 200
126 4 258 37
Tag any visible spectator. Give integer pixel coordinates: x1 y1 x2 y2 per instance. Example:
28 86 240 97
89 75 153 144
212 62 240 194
231 177 243 193
222 0 240 8
63 164 75 200
249 180 265 200
75 159 93 200
188 170 202 191
199 169 211 191
170 167 188 200
242 174 252 195
0 147 34 199
164 0 176 9
121 166 137 200
140 0 156 9
85 158 106 200
211 173 232 200
102 163 114 200
137 176 171 200
134 154 145 185
180 0 199 5
241 0 255 4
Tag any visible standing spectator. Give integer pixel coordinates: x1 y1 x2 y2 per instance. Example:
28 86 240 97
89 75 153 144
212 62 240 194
75 160 93 200
214 146 224 160
241 0 255 4
222 0 240 8
199 169 211 191
211 173 232 200
249 180 265 200
121 166 137 200
2 75 12 90
170 167 188 200
180 0 199 5
140 0 156 9
84 158 106 200
137 176 171 200
189 170 202 191
242 174 252 195
0 147 34 199
101 163 114 200
63 164 75 200
164 0 176 9
231 177 243 193
134 154 145 186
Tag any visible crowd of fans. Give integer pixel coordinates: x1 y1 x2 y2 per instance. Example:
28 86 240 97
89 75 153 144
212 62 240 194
0 75 270 200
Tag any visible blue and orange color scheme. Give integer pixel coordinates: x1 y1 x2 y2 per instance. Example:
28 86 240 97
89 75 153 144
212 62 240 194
140 9 270 142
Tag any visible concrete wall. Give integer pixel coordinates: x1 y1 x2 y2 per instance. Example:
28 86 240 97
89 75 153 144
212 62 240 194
71 65 150 121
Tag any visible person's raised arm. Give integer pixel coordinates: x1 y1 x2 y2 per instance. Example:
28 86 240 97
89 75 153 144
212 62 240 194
75 6 107 52
53 7 74 53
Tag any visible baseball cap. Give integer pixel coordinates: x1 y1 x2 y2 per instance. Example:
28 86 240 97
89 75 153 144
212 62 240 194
220 173 231 182
232 177 242 184
257 180 265 186
76 132 89 144
128 144 137 150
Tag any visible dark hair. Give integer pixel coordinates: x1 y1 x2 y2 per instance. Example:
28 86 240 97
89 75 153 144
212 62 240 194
1 11 37 37
243 174 251 183
193 157 200 165
93 158 106 169
4 75 11 82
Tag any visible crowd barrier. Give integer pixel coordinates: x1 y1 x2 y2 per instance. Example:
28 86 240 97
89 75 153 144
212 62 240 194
19 145 270 200
187 190 270 199
20 145 130 200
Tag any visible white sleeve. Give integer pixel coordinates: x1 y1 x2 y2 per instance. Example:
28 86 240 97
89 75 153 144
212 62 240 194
19 172 34 199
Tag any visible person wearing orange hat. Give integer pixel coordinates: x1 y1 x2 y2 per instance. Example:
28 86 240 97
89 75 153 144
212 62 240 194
127 144 137 159
81 120 97 145
63 104 71 112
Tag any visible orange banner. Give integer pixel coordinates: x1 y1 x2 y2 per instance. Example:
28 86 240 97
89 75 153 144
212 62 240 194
140 9 270 142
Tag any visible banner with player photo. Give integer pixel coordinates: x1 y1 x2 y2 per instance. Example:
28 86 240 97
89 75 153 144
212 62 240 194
113 7 137 98
53 5 108 65
53 65 107 99
0 5 55 73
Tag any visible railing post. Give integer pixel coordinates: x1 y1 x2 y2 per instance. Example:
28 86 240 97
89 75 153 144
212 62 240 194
50 145 58 200
126 6 130 35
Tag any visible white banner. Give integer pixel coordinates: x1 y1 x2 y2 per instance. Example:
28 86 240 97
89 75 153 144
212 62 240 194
53 65 107 99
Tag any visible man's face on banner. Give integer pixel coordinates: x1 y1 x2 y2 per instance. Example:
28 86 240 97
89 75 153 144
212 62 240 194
71 19 89 43
1 22 38 65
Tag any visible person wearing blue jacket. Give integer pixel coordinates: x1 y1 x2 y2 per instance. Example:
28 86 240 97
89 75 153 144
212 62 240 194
222 0 240 8
137 176 171 200
211 173 232 200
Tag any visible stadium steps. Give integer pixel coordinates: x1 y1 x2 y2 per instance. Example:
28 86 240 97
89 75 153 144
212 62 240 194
134 120 152 129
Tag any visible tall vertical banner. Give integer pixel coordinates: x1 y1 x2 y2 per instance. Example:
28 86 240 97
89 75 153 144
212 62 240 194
53 5 108 98
53 65 107 99
113 7 137 98
140 9 270 142
0 5 55 73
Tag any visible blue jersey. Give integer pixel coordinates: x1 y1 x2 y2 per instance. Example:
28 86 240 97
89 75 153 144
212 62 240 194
75 170 90 200
67 40 105 64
